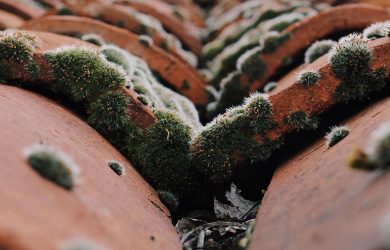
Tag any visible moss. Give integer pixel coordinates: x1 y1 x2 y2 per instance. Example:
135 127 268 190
193 94 282 182
363 21 390 39
224 9 284 47
132 110 195 195
265 12 304 32
0 32 36 63
87 91 139 148
284 111 319 130
116 20 126 28
297 70 320 86
157 190 179 212
348 148 377 170
138 24 151 36
202 40 225 61
26 145 79 190
81 34 106 46
238 47 267 81
46 47 127 101
172 7 186 21
209 43 258 88
101 45 132 72
159 40 169 51
325 125 349 147
137 94 150 106
0 61 10 82
108 161 123 175
57 7 74 16
260 32 290 53
330 34 388 103
207 71 248 118
304 40 336 64
263 81 277 93
244 93 276 134
349 122 390 170
139 35 153 47
26 61 40 79
181 80 190 90
330 34 371 81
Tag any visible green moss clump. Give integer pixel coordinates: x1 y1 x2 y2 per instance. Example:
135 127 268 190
304 40 336 64
172 6 186 21
57 7 74 16
0 61 10 82
202 40 225 61
138 24 151 36
159 40 169 51
348 148 377 171
207 71 248 118
263 81 277 93
81 34 106 46
363 21 390 39
193 93 283 183
116 20 126 28
237 47 266 81
244 93 276 134
108 161 123 175
100 45 132 73
0 32 36 63
157 190 179 212
330 34 371 81
137 94 151 106
87 91 139 148
46 47 127 101
181 80 190 90
264 12 304 32
284 111 319 130
133 110 195 195
297 70 320 86
139 35 153 47
260 32 290 53
26 61 40 79
329 34 388 103
325 125 349 147
26 145 79 190
209 42 258 88
349 122 390 170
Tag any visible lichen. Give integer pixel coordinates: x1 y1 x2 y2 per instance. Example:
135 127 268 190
25 144 79 190
325 125 349 147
